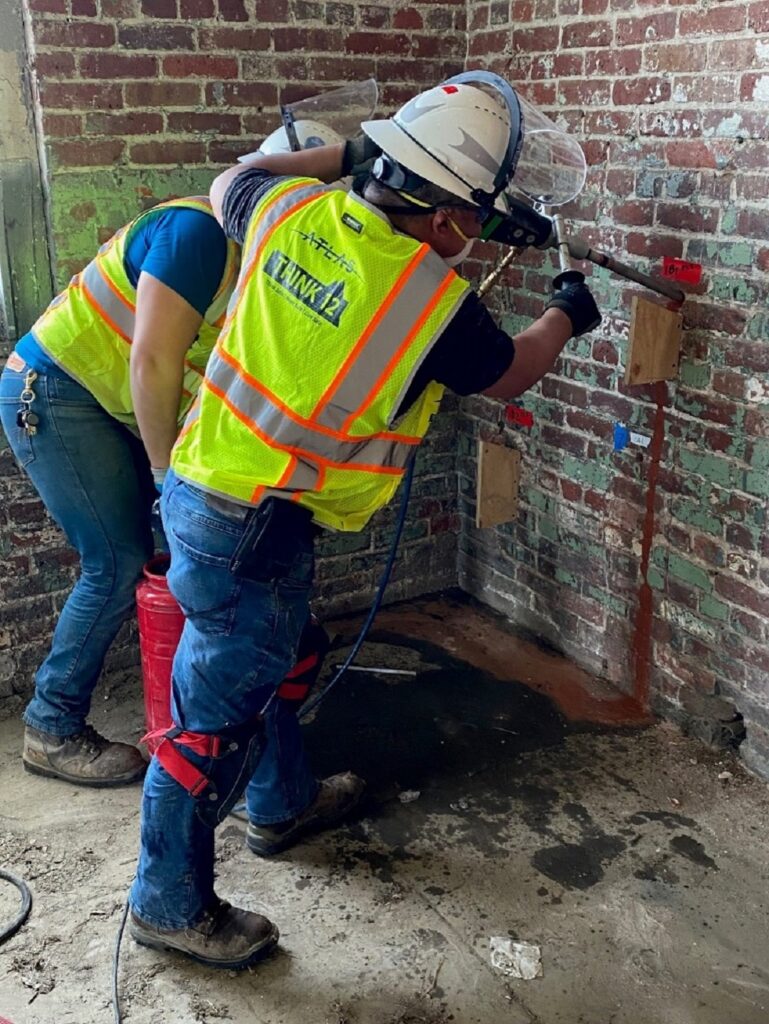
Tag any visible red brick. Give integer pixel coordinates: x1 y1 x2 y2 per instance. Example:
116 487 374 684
360 5 390 28
162 55 238 78
102 0 140 14
558 78 612 105
34 51 76 78
42 112 83 137
198 26 271 49
741 73 769 102
344 30 412 55
393 6 423 29
709 39 758 72
737 208 769 240
612 201 653 227
254 0 287 17
562 19 613 47
35 19 116 47
119 24 195 49
85 111 164 135
50 138 125 167
646 42 708 74
612 76 671 105
80 53 158 78
205 81 278 108
626 231 684 259
682 303 746 337
715 575 769 618
126 81 201 107
584 48 641 75
208 139 254 164
665 141 719 169
512 25 560 51
413 34 466 58
218 0 249 17
681 5 746 35
28 0 66 10
141 0 177 15
749 1 769 31
639 109 703 137
712 371 746 399
616 12 676 45
167 111 241 134
673 74 739 105
130 140 206 164
41 81 123 110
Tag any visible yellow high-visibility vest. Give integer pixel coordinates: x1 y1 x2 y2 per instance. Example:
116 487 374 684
30 197 240 429
172 179 471 532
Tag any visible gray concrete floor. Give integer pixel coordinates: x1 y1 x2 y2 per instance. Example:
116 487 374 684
1 596 768 1024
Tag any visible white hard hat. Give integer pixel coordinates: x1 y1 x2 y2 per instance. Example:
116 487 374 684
238 118 345 162
362 83 513 213
361 77 585 211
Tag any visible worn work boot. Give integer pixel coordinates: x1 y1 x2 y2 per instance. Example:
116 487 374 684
246 771 366 857
23 724 146 787
129 898 279 970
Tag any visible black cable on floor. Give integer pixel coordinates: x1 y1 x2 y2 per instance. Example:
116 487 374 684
112 897 130 1024
0 868 32 945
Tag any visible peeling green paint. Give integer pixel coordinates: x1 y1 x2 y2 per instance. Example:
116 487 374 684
700 594 729 622
678 360 711 390
678 448 734 488
668 552 711 592
561 454 613 491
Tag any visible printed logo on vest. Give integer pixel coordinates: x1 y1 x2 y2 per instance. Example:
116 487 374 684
264 250 348 327
293 229 359 277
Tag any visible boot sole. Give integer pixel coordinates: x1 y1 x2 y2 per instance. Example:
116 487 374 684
130 923 279 970
22 758 146 788
246 790 365 857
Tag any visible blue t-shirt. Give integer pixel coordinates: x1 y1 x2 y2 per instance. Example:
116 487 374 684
17 206 228 374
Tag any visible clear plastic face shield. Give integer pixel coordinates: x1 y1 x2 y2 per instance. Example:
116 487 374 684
280 78 379 153
508 93 586 208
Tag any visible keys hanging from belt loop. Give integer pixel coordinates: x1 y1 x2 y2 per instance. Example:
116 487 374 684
16 368 39 436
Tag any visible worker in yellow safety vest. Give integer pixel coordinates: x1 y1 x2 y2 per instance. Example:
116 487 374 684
0 196 240 786
128 73 602 969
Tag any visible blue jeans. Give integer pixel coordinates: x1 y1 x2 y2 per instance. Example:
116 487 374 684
130 472 316 929
0 363 154 736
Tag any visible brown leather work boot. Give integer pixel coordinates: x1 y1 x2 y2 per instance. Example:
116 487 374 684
129 898 279 969
23 724 146 787
246 771 366 857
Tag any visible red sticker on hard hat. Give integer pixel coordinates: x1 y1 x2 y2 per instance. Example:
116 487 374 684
506 405 534 428
662 257 702 284
442 85 459 94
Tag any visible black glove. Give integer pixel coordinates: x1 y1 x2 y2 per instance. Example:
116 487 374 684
544 270 601 337
341 134 382 178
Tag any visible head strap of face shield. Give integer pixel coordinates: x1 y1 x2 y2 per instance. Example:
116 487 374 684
440 70 523 216
279 108 302 153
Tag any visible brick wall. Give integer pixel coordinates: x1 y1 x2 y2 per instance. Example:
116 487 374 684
0 0 464 704
459 0 769 775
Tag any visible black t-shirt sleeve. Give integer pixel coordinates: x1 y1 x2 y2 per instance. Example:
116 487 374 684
221 167 295 245
399 292 514 412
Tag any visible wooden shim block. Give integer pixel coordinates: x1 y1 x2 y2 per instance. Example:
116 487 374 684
624 295 684 386
476 440 521 529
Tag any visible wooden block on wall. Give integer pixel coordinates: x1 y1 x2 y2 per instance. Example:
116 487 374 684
624 295 684 386
476 440 521 529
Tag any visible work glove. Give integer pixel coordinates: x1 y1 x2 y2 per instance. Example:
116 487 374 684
544 271 602 337
341 134 382 178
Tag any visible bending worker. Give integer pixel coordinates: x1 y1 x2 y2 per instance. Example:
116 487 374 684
0 196 239 786
129 73 602 969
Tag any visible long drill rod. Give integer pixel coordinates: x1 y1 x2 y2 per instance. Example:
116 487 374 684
566 236 684 304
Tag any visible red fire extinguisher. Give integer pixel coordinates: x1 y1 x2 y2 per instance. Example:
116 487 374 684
136 554 184 754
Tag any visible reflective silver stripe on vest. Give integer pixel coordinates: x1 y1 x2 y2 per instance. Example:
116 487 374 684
206 355 413 470
81 260 135 341
316 245 455 432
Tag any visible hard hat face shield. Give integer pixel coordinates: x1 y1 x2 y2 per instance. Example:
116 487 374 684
508 93 586 207
281 78 378 152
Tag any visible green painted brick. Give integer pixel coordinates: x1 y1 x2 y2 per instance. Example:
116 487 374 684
671 498 723 536
586 585 628 615
647 565 665 590
748 440 769 472
539 516 559 542
742 469 769 498
678 448 734 488
555 566 579 587
747 314 769 341
668 552 711 592
719 209 739 235
718 240 753 267
711 274 757 305
700 594 729 622
652 545 669 569
678 360 712 390
562 454 613 491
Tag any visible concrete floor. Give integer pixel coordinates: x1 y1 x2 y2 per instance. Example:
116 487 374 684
1 595 768 1024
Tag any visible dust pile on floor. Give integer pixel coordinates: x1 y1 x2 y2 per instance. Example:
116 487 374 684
1 602 768 1024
